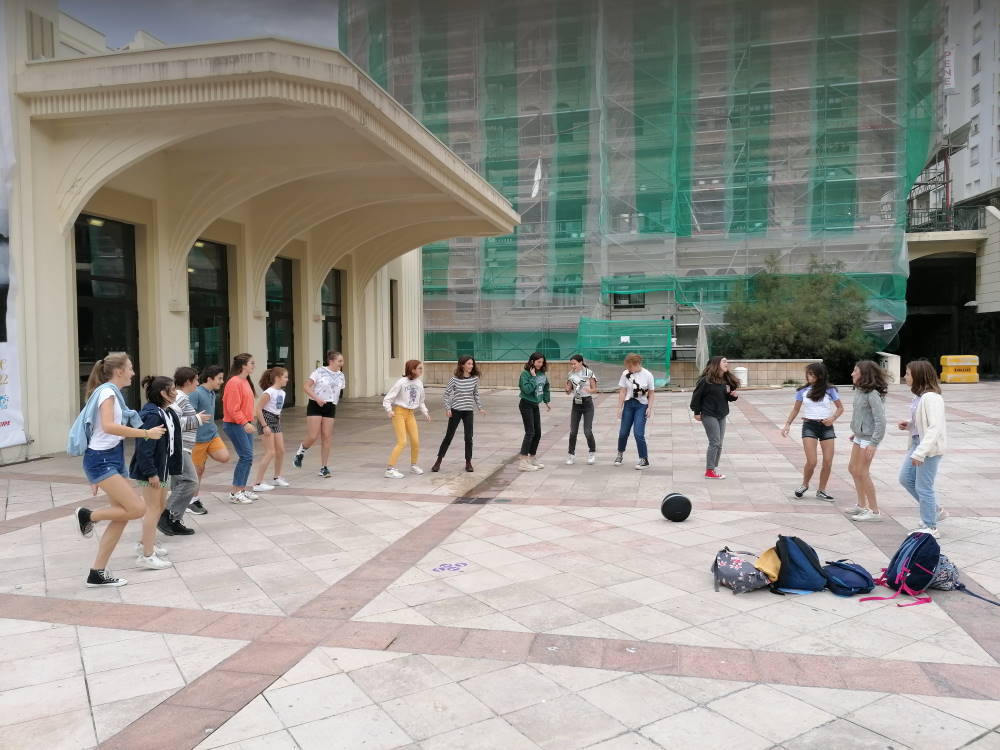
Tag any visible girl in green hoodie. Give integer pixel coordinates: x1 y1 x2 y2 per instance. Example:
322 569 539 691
517 352 551 471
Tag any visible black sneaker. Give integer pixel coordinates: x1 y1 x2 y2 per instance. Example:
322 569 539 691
75 507 94 538
816 490 835 502
613 453 624 466
157 511 176 536
318 466 332 478
293 448 305 468
188 499 207 515
170 518 195 536
793 485 808 498
86 569 127 587
635 458 650 470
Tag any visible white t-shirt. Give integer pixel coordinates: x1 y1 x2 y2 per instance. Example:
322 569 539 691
567 367 598 399
795 386 841 420
263 387 285 415
618 368 655 405
309 367 345 405
89 386 123 450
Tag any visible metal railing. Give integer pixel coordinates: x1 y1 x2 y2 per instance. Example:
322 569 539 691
906 205 986 232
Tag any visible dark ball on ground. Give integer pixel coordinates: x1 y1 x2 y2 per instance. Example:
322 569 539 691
661 492 692 522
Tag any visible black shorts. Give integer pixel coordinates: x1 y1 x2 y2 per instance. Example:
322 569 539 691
257 410 282 434
801 420 836 441
306 400 336 418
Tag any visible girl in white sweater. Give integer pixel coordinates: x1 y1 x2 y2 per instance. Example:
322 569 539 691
383 359 431 478
897 360 948 538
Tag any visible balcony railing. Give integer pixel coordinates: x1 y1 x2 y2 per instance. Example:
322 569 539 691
906 205 986 232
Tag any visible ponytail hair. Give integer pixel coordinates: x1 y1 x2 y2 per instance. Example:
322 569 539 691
85 352 131 396
141 375 174 407
259 366 287 390
570 353 587 368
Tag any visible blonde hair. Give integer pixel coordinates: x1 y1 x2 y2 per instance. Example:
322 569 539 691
85 352 130 396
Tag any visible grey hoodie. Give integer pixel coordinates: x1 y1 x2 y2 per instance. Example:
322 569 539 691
850 389 886 445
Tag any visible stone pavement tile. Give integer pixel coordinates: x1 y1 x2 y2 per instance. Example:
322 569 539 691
349 653 452 703
0 623 77 662
782 719 906 750
420 716 540 750
82 631 171 673
647 674 752 704
169 669 276 712
265 672 373 726
0 708 96 750
164 634 250 682
0 675 90 726
506 600 590 631
580 673 695 728
505 693 626 750
92 688 177 742
288 704 413 750
847 695 985 750
86 656 186 706
460 663 566 714
772 684 887 715
0 643 82 691
380 682 494 741
321 646 409 672
414 593 498 624
270 648 342 689
195 695 283 749
606 577 687 605
531 663 626 691
424 654 514 681
216 642 312 676
907 694 1000 728
100 703 236 750
205 729 300 750
640 706 771 750
709 685 836 743
470 581 550 611
455 611 535 632
559 589 642 618
587 734 664 749
599 606 691 640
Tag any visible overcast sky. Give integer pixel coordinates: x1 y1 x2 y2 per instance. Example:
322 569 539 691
59 0 340 50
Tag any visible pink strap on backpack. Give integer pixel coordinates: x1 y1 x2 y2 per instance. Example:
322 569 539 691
859 568 932 607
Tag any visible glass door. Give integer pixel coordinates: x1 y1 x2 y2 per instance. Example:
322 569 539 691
266 257 295 406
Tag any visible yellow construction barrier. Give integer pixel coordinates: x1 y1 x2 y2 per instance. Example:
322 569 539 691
940 355 979 383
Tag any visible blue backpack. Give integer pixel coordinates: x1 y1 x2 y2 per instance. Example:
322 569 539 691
861 532 940 607
774 535 828 593
822 560 874 597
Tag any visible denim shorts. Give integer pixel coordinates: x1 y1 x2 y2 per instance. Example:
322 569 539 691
801 420 836 441
82 442 127 484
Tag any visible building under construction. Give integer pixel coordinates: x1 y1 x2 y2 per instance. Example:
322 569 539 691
339 0 935 380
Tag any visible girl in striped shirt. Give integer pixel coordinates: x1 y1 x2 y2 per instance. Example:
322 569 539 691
432 355 485 473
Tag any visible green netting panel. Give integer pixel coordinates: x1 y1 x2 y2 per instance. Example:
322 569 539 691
578 317 673 384
424 330 579 362
422 242 450 295
898 0 936 233
367 0 388 88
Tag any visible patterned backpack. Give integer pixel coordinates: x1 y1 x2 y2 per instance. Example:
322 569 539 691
711 547 770 594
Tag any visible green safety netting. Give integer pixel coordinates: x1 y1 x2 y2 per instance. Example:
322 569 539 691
577 317 673 385
338 0 936 361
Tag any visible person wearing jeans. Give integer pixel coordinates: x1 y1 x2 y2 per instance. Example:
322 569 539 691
690 355 740 479
222 353 257 504
897 360 947 537
615 353 655 469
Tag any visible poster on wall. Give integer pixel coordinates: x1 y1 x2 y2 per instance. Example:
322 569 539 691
0 6 28 448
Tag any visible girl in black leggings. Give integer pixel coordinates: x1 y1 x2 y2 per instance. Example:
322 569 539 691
517 352 551 471
432 356 485 473
565 354 598 465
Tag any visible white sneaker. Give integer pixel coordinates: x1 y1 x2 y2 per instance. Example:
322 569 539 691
531 457 545 469
272 477 290 487
852 509 883 522
134 542 169 557
911 526 940 538
229 491 253 505
566 455 575 465
385 468 405 479
518 458 540 472
844 506 866 516
411 465 424 475
136 553 172 570
243 490 259 501
936 507 948 522
252 483 275 492
587 453 597 465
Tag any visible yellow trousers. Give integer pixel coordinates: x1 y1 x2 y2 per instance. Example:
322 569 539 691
388 405 420 467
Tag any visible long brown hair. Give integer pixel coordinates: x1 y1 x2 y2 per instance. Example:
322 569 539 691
524 352 547 373
455 355 480 378
853 360 888 396
804 362 830 402
259 366 287 390
701 356 740 389
85 352 131 396
907 360 941 396
228 353 256 394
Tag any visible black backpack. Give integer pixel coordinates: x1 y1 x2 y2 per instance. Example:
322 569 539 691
774 535 828 593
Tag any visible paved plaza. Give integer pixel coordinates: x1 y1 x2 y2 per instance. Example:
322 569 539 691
1 383 999 749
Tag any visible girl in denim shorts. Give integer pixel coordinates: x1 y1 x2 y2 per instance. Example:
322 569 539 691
781 362 843 501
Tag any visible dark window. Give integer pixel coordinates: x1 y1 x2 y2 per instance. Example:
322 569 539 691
266 258 296 406
187 241 229 416
389 279 399 359
612 274 646 310
321 269 343 356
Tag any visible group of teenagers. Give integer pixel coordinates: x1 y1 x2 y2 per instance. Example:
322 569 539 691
70 346 949 589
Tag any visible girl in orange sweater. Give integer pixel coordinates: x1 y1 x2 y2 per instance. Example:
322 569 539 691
222 352 257 504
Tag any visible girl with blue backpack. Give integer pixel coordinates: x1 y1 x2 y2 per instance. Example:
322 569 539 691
897 360 948 538
72 353 165 588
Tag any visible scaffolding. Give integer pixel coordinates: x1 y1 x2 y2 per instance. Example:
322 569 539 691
339 0 936 363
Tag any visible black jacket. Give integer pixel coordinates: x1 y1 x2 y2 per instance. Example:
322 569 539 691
690 378 738 419
129 402 183 482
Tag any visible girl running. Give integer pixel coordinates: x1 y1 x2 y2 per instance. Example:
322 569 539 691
383 359 431 478
252 367 289 492
294 351 346 478
432 355 484 474
897 360 948 537
188 365 229 514
616 353 655 469
781 362 843 500
690 355 739 479
565 354 598 465
131 375 183 570
73 353 165 587
222 353 257 504
518 352 551 471
845 360 888 522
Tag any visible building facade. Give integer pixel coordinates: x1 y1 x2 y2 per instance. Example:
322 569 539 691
340 0 935 379
0 0 517 458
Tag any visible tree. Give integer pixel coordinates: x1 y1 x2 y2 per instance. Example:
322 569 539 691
711 259 877 383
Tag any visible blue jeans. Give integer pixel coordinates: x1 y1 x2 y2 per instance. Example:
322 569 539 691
223 421 253 488
617 399 648 459
899 435 942 528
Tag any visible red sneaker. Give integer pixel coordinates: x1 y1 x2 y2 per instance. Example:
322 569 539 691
705 469 726 479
